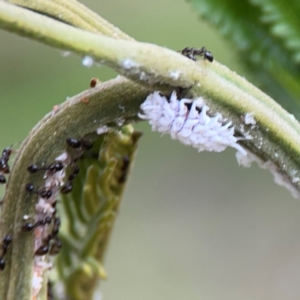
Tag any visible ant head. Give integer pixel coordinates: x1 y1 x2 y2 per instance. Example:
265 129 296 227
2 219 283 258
60 182 72 194
204 51 213 62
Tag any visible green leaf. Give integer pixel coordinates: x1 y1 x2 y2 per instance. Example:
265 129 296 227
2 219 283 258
249 0 300 63
187 0 300 116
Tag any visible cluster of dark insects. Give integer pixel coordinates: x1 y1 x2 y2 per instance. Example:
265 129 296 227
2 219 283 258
181 46 214 62
60 137 93 194
21 137 93 257
0 136 98 272
0 147 12 184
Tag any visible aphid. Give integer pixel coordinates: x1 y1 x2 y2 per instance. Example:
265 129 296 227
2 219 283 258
25 183 52 199
0 234 12 270
60 181 72 194
90 77 99 88
181 46 213 62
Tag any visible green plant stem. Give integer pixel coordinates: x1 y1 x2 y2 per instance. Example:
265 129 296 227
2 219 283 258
7 0 133 40
1 0 300 214
0 1 202 89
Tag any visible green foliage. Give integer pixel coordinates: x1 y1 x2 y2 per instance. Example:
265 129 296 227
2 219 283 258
56 126 142 300
187 0 300 118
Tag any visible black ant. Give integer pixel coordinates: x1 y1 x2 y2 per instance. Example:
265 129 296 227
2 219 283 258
60 163 80 194
181 46 213 62
0 234 12 270
25 183 52 199
22 216 52 232
27 161 64 174
66 138 93 150
0 146 12 184
35 217 61 256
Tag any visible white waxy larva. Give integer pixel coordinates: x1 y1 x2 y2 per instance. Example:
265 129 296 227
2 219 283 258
138 91 247 155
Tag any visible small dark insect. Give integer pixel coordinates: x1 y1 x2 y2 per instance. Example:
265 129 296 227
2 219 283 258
0 234 12 270
0 259 5 270
22 223 35 231
181 46 213 62
35 245 49 256
27 161 64 174
2 147 12 160
90 77 99 88
25 183 35 193
47 161 64 172
68 165 80 181
25 184 52 199
0 175 6 184
27 164 39 173
0 158 9 174
66 137 93 152
66 138 82 149
38 189 52 199
0 147 12 174
60 181 72 194
22 216 52 231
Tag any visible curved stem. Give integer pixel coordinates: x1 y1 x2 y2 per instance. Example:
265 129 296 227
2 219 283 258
0 77 150 300
0 1 202 89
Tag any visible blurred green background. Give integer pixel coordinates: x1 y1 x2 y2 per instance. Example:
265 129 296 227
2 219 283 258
1 1 300 300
